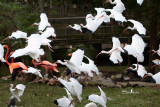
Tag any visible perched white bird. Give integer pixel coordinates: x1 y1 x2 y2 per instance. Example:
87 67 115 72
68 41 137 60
0 44 6 62
151 44 160 56
137 0 144 5
22 67 42 78
33 13 51 33
57 49 84 74
87 86 107 107
126 64 147 78
123 19 146 36
103 9 127 27
97 37 124 65
103 0 126 13
10 34 44 62
85 102 97 107
58 77 83 102
124 34 146 63
10 84 26 102
54 88 74 107
142 72 160 84
3 30 27 41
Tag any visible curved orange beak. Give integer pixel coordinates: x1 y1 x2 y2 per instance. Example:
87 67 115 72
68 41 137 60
96 52 102 58
2 36 9 42
65 25 70 29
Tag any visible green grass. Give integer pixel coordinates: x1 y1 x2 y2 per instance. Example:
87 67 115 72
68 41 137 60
0 79 160 107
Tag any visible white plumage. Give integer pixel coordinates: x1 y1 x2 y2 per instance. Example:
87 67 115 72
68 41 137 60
124 34 146 62
22 67 43 78
85 102 97 107
10 30 27 39
0 44 6 62
10 34 44 62
41 27 56 39
87 86 107 107
145 72 160 84
124 19 146 36
128 64 147 78
97 37 124 64
152 59 160 66
54 88 74 107
57 49 84 74
58 78 83 102
67 24 82 32
151 44 160 56
137 0 144 5
34 13 51 32
10 84 26 102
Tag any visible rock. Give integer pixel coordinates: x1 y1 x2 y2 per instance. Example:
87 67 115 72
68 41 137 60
116 82 129 88
1 76 11 80
111 74 123 81
128 82 158 87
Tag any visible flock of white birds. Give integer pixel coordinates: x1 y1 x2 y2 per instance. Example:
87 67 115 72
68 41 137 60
0 0 160 107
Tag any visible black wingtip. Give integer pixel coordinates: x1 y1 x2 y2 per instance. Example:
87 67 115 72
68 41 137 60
54 100 58 105
86 96 89 99
123 49 128 54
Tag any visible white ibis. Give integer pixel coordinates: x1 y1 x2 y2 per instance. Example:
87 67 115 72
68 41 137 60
123 19 146 36
97 37 124 65
57 49 84 74
33 13 51 33
87 86 107 107
137 0 144 5
150 44 160 56
40 27 56 39
54 88 74 107
0 44 6 62
142 72 160 84
65 24 82 32
152 59 160 69
103 0 126 13
124 34 146 66
10 34 44 62
58 77 83 102
85 102 97 107
9 84 26 102
126 64 147 78
22 67 43 83
2 30 27 42
84 55 99 75
103 9 127 27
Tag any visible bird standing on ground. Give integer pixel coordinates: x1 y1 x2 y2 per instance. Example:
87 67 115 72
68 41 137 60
123 19 146 36
9 84 26 102
97 37 124 65
54 88 74 107
87 86 107 107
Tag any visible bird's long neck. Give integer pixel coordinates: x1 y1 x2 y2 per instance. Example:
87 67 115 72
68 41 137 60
4 45 10 66
32 59 39 66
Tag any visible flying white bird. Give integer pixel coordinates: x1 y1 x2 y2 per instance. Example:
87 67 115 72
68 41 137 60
54 88 74 107
85 102 97 107
123 19 146 36
152 59 160 69
101 9 127 27
0 44 6 62
87 86 107 107
103 0 126 13
9 84 26 102
124 34 146 65
58 77 83 102
33 13 51 33
2 30 27 42
40 27 56 39
10 34 44 62
150 44 160 56
97 37 124 65
137 0 144 5
142 72 160 84
57 49 84 74
126 64 147 78
66 24 82 32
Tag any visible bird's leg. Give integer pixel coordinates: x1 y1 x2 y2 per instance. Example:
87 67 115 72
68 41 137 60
48 45 54 52
137 62 139 71
151 64 158 69
121 23 125 27
69 100 74 106
118 61 121 66
152 50 158 56
123 28 128 33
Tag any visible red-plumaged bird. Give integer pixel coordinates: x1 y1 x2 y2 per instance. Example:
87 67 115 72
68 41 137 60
3 45 28 81
32 59 59 77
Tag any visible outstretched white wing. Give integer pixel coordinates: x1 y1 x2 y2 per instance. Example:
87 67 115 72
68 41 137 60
69 49 84 67
98 86 107 103
112 37 121 49
15 84 26 97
